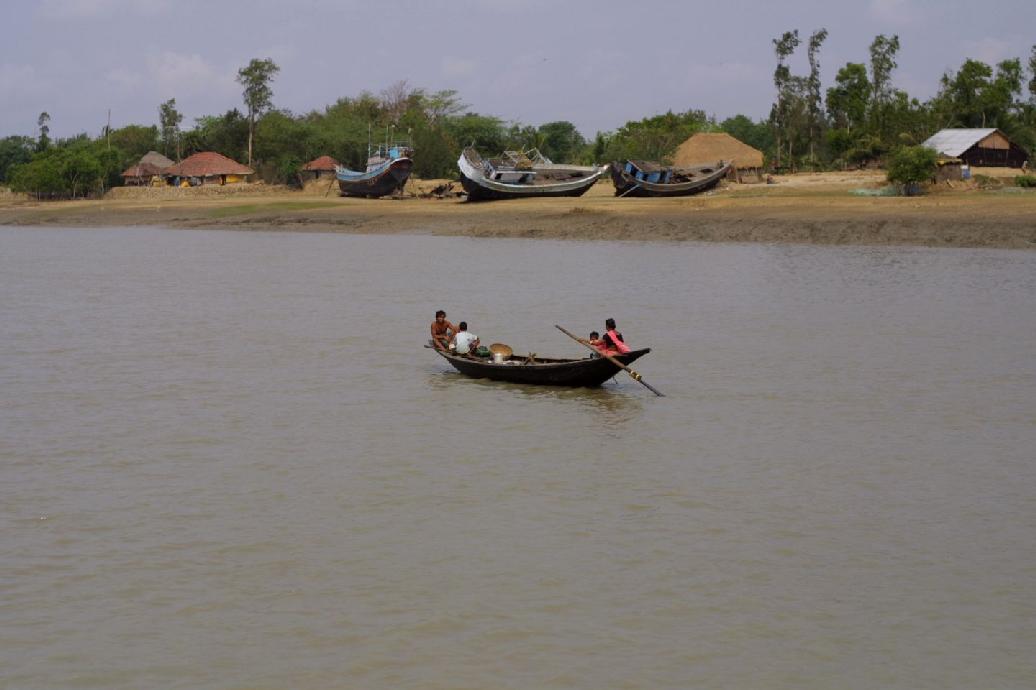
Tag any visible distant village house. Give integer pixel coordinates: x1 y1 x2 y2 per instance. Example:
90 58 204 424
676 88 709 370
163 152 254 186
300 155 340 181
922 128 1029 169
120 151 174 186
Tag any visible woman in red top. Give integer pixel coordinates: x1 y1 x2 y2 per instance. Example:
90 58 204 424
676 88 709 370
600 317 632 356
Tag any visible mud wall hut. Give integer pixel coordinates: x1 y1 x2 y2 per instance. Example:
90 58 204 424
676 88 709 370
163 152 254 186
301 155 339 181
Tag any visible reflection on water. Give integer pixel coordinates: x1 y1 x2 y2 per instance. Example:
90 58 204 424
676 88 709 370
1 227 1035 690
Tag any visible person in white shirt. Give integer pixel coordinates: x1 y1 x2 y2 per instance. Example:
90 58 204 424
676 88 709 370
451 321 480 355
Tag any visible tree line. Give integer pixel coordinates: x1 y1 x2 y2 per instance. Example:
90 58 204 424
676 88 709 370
773 31 1036 170
2 39 1035 198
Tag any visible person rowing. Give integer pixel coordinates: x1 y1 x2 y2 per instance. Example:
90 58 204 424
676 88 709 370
600 317 632 356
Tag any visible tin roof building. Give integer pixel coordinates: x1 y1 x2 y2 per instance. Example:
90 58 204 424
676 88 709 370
921 129 1029 168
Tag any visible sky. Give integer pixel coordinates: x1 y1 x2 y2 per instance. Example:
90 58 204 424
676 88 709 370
2 0 1034 140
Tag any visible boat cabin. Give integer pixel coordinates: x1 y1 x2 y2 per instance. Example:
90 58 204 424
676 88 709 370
625 160 673 184
485 165 537 184
364 143 413 172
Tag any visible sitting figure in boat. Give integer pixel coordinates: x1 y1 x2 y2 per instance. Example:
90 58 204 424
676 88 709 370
600 318 632 356
580 330 605 358
450 321 481 355
430 310 456 351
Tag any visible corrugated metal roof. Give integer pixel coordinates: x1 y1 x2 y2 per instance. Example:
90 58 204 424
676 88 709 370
921 128 998 157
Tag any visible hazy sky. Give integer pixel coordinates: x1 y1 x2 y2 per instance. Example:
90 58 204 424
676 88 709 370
2 0 1034 140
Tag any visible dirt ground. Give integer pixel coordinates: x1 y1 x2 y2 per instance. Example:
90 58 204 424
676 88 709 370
2 170 1034 249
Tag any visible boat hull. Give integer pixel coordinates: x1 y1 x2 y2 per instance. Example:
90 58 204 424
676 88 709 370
611 161 730 197
338 158 413 198
458 172 600 201
436 348 651 387
457 148 608 202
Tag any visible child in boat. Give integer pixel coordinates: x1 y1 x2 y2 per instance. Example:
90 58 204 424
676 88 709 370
581 331 605 357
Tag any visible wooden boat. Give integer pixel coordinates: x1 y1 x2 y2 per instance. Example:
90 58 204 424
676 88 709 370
337 144 413 198
610 159 731 197
435 347 651 387
457 147 609 201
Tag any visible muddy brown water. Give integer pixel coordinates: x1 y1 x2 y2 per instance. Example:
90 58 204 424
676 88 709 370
2 227 1034 689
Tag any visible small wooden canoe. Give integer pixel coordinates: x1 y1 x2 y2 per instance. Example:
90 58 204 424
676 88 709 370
435 347 651 387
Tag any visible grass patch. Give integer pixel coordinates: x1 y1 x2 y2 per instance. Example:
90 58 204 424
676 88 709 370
208 201 339 218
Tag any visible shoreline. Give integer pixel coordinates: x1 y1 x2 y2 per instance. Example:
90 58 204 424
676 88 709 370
3 174 1035 249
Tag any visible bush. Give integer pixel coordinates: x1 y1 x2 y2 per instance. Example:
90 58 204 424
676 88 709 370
973 174 1002 190
1015 175 1036 188
886 145 938 190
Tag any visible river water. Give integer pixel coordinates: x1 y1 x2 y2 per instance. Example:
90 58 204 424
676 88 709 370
2 227 1034 689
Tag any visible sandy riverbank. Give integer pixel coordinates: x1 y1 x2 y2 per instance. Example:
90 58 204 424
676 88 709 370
2 171 1034 249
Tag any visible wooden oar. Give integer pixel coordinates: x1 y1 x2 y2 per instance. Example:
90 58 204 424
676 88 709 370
555 324 664 397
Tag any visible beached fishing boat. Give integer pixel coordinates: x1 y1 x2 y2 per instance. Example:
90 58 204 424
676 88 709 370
336 144 414 198
434 346 651 387
610 159 731 197
457 147 609 201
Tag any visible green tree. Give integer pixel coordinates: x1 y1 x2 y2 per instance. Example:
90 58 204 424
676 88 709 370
806 28 829 168
771 30 801 168
9 156 63 198
8 141 111 199
869 34 901 137
0 136 35 183
60 147 103 198
254 110 314 183
537 121 586 163
886 144 938 192
719 115 774 159
108 125 159 164
446 113 507 153
400 117 455 178
37 112 51 152
236 58 280 167
184 109 249 161
602 110 709 163
826 63 870 133
1028 45 1036 103
420 89 466 123
933 58 1022 129
159 98 184 160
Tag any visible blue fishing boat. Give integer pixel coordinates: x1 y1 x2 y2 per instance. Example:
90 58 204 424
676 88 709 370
336 144 414 198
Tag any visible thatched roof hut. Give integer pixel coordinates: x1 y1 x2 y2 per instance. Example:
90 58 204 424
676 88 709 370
140 151 175 169
121 151 174 185
164 152 254 185
673 133 764 170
